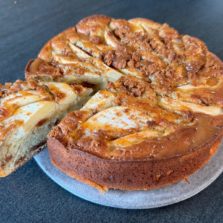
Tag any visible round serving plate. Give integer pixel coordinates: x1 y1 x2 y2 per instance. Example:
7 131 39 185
34 143 223 209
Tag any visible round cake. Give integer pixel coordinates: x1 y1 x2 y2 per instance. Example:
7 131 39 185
26 15 223 191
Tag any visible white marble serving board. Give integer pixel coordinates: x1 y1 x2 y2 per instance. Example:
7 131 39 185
34 143 223 209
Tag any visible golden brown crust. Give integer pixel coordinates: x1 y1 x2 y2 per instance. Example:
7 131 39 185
76 15 111 37
48 136 222 191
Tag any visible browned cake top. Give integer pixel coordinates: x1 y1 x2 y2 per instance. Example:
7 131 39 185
49 76 223 161
25 15 223 161
26 15 223 105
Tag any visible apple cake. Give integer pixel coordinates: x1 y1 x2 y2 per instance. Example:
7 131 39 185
0 79 92 176
1 15 223 191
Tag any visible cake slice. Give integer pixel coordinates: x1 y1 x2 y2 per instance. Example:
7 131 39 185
0 80 92 176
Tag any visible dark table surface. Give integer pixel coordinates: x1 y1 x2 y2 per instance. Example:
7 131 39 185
0 0 223 222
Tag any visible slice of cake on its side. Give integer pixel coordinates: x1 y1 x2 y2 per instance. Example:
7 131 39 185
0 80 92 176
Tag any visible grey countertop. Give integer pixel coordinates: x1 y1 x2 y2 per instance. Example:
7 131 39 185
0 0 222 222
